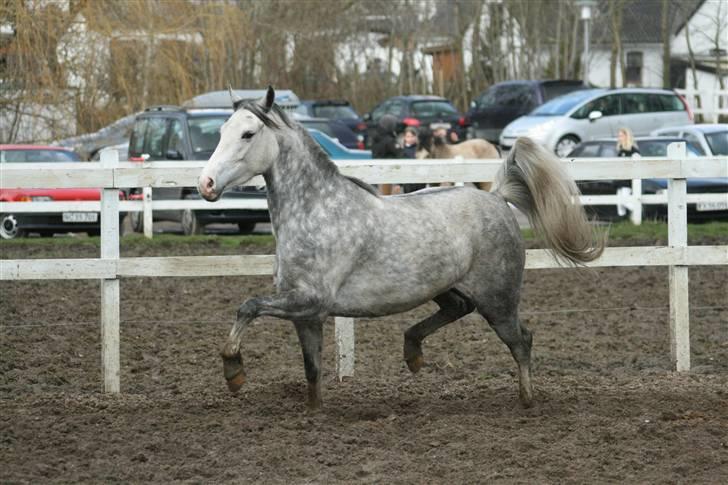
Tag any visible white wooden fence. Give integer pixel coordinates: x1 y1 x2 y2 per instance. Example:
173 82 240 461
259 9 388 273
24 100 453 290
1 144 727 393
676 88 728 123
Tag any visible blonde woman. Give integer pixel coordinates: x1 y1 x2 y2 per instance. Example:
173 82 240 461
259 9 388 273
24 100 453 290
617 127 640 158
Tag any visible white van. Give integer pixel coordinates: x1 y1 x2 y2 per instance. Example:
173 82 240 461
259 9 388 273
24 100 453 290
499 88 693 157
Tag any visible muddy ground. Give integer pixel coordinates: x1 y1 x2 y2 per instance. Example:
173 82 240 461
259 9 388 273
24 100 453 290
1 234 727 483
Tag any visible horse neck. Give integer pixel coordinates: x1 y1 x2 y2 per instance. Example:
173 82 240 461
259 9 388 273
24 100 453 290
263 128 343 221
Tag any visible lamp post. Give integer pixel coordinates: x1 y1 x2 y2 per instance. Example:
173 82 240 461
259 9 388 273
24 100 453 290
576 0 597 83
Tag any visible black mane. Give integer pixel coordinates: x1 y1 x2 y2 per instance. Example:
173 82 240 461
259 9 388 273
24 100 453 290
239 101 293 130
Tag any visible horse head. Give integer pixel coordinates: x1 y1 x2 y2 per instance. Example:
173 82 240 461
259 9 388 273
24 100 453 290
198 86 287 201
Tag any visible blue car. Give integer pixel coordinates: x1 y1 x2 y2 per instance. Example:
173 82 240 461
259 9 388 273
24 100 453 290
297 100 368 144
308 129 371 160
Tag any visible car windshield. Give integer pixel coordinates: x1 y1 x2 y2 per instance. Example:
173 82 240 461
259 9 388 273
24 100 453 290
0 149 81 163
312 105 359 120
189 116 228 154
531 90 600 116
704 131 728 155
411 101 458 117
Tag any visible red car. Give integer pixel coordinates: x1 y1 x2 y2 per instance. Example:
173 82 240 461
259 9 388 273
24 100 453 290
0 145 122 239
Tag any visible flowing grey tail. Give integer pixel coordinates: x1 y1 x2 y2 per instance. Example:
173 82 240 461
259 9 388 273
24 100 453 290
494 137 605 266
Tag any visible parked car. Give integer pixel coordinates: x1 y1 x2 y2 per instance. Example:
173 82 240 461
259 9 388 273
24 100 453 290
467 80 588 143
500 88 693 157
363 95 470 142
127 105 269 235
91 142 129 162
0 145 124 239
292 113 365 150
567 137 727 222
651 123 728 156
53 112 138 160
307 129 372 160
296 100 368 144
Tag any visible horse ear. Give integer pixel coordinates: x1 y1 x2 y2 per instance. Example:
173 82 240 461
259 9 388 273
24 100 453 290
263 85 275 112
230 85 244 111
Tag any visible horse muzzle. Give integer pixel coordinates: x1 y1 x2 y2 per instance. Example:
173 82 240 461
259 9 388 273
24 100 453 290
198 175 221 201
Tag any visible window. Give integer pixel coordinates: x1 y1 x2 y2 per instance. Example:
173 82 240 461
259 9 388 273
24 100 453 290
572 95 620 119
0 150 81 163
188 116 227 154
620 93 648 114
411 101 457 117
574 143 601 157
145 118 167 158
625 51 643 86
129 119 148 157
167 119 186 157
705 131 728 155
658 94 684 112
313 105 359 120
384 100 403 116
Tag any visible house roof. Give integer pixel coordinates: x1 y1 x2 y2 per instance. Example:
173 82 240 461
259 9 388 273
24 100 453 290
592 0 704 45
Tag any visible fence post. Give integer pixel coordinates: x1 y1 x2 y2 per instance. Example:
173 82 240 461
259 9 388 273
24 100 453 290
630 178 642 225
335 317 355 380
667 142 690 372
100 149 121 393
143 186 153 239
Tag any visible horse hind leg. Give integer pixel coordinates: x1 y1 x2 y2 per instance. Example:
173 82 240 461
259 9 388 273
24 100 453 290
479 306 534 408
403 289 475 373
293 319 324 411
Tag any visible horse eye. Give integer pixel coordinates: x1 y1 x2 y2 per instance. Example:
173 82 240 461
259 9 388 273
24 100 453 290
241 131 255 140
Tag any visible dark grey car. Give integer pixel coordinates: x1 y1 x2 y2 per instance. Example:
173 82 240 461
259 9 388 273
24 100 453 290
127 106 269 235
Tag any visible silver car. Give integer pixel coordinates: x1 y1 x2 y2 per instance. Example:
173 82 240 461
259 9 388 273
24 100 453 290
650 123 728 156
499 88 693 157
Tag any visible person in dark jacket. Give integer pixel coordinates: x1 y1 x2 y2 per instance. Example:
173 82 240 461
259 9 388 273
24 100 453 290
401 126 426 194
371 114 401 195
617 127 640 158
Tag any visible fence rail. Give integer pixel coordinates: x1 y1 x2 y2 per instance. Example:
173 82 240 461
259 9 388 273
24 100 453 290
676 88 728 123
1 145 727 393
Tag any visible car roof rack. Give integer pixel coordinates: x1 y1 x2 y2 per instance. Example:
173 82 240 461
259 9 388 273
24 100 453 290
144 105 183 112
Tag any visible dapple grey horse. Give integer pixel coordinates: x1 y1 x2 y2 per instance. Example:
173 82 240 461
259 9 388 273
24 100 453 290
198 87 604 410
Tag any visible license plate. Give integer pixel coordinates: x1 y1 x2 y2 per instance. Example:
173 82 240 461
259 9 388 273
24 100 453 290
696 201 728 212
62 212 98 223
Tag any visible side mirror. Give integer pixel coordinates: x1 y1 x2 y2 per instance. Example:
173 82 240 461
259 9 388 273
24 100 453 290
363 113 372 122
588 110 603 122
166 149 183 160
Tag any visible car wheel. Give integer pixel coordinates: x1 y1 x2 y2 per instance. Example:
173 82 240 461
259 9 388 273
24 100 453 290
0 214 25 240
237 222 256 234
181 207 202 236
555 135 580 158
129 211 144 233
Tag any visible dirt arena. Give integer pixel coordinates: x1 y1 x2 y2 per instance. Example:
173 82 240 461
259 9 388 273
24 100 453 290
1 235 727 483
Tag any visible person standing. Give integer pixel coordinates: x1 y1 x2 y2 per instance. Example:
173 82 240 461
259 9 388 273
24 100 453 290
617 127 640 158
401 126 426 194
371 114 401 195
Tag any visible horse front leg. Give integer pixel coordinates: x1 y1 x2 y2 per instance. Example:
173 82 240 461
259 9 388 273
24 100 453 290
221 291 326 398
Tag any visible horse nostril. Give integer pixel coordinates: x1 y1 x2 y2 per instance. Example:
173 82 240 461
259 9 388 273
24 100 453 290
201 176 214 194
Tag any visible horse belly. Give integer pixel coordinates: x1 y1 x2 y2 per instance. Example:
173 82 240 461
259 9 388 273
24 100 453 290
331 236 473 318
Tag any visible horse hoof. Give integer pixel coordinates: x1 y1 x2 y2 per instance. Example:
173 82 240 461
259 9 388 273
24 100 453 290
406 355 424 373
222 352 246 393
226 370 246 393
519 391 534 409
